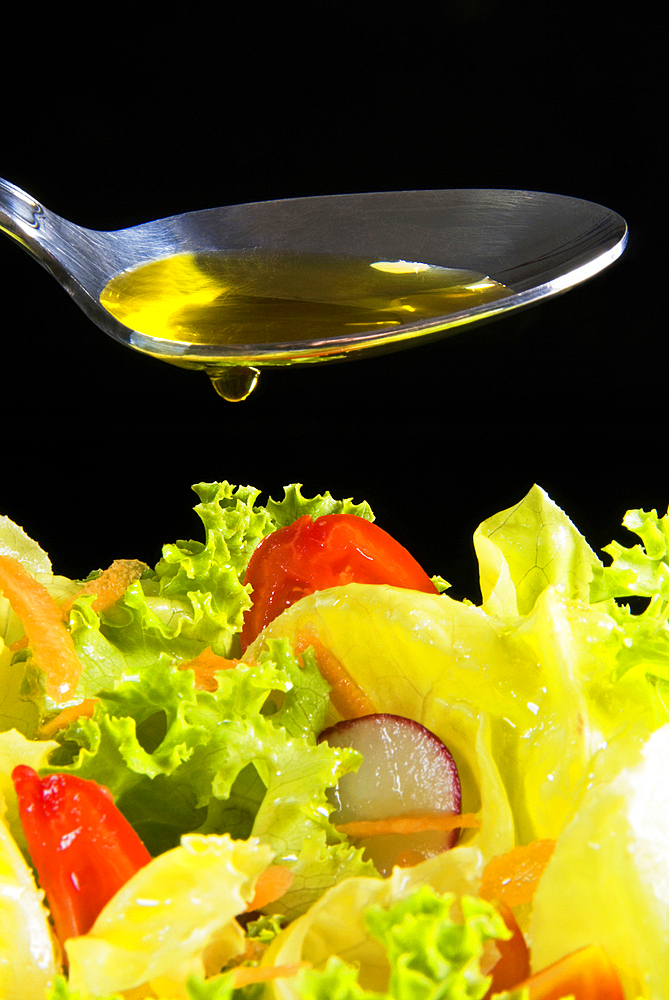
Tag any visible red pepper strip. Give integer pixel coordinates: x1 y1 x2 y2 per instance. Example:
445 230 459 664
240 514 438 651
12 766 151 946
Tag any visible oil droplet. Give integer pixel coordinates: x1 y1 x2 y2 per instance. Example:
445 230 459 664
209 366 260 401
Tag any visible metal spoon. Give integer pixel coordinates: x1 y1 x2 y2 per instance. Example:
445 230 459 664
0 179 627 400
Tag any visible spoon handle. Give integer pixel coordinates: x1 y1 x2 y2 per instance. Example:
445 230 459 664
0 176 121 313
0 177 49 252
0 176 80 281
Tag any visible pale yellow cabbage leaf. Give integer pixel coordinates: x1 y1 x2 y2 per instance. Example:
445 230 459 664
66 833 274 997
0 790 58 1000
530 724 669 1000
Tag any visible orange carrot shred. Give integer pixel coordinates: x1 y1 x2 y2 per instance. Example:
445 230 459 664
231 963 310 988
60 558 147 618
245 865 294 912
179 647 240 691
335 812 479 839
479 839 556 908
0 554 82 701
38 699 99 739
294 625 376 719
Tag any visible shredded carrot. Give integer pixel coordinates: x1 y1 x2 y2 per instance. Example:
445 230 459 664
38 699 98 739
231 962 310 988
0 554 82 701
335 812 479 839
60 558 147 618
178 647 239 691
479 839 556 908
245 864 294 912
294 625 376 719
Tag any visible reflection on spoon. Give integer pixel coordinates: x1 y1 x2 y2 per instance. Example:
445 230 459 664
0 179 627 400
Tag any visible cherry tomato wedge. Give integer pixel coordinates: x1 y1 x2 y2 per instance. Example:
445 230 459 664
12 765 151 946
240 514 438 651
511 945 624 1000
484 902 530 998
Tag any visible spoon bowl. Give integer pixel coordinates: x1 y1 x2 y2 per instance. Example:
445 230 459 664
0 179 627 400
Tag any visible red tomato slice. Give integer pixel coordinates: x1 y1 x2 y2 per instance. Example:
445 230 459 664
240 514 438 651
512 945 625 1000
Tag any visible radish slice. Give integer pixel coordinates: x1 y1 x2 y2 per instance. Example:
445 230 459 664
319 713 462 875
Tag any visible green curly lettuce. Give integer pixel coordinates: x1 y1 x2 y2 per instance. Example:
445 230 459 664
296 885 508 1000
591 507 669 604
46 639 376 918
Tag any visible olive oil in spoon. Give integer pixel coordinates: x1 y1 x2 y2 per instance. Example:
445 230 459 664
98 251 511 399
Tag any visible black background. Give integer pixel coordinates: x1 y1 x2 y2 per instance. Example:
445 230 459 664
0 5 662 601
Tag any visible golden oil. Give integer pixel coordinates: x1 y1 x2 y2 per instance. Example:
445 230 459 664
99 251 511 350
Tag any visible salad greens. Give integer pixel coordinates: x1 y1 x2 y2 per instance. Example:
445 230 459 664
1 481 669 999
295 886 508 1000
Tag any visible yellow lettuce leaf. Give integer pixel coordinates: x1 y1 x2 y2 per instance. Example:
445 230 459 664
66 833 274 997
530 723 669 1000
473 483 599 617
0 790 58 1000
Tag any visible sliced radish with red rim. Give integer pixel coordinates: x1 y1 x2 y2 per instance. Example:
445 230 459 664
319 713 462 876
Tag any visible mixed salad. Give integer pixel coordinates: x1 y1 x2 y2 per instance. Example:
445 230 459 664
1 480 668 1000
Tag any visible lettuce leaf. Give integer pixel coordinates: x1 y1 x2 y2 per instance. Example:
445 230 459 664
0 641 41 738
46 641 374 917
66 833 273 997
473 484 600 616
1 788 58 1000
530 724 669 1000
47 972 243 1000
591 506 669 604
263 484 374 528
247 584 517 861
260 847 485 999
0 514 52 576
294 885 506 1000
588 506 669 689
